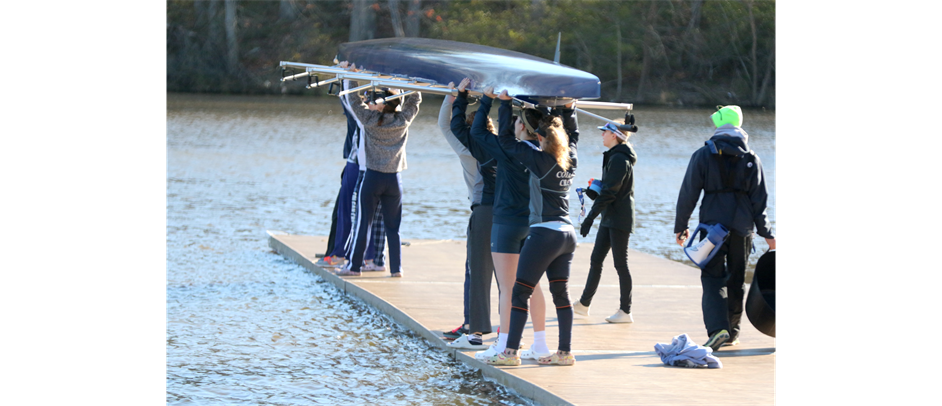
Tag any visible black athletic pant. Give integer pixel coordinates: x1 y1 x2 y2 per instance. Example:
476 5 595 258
701 231 752 340
578 225 633 313
506 226 577 352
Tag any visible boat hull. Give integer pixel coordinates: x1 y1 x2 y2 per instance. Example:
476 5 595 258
336 38 601 100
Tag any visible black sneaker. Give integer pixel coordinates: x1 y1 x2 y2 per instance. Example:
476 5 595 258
442 325 469 340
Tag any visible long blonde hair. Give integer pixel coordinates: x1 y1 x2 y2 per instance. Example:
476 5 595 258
539 116 571 172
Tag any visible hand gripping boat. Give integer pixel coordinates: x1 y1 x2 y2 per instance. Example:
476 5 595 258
279 37 634 124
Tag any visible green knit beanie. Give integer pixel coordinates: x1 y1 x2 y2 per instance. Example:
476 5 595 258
711 105 743 128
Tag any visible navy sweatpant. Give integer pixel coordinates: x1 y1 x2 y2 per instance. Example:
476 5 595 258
342 169 385 262
349 169 403 274
329 162 360 258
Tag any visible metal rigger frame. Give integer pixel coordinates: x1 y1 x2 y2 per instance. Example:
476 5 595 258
279 61 634 125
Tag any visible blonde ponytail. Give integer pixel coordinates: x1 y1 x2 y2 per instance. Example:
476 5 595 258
539 116 571 172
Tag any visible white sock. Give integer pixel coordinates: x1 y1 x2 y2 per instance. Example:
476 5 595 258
496 333 508 352
532 330 550 354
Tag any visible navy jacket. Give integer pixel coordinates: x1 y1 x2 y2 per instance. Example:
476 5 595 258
451 91 496 206
674 126 774 239
498 101 580 225
470 96 538 226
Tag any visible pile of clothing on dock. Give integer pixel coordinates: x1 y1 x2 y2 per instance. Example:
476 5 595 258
654 333 723 369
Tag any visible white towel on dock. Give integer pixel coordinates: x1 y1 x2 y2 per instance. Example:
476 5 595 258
654 333 723 369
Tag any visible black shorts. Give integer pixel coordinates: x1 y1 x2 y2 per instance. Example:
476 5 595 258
489 223 530 254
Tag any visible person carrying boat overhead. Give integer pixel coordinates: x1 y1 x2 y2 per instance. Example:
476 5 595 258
469 84 550 362
485 88 581 367
442 78 498 350
335 61 422 278
322 85 387 272
673 105 775 351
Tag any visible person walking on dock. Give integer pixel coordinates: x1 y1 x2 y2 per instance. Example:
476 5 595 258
574 119 639 324
673 105 775 351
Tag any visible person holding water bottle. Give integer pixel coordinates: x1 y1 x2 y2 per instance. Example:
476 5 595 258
573 118 639 324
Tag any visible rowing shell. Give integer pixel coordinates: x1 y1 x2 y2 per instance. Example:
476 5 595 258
336 38 601 105
280 38 631 118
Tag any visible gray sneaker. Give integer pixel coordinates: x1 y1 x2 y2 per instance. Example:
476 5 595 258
703 330 730 352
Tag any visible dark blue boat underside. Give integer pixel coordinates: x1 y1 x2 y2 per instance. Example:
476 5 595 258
336 38 601 101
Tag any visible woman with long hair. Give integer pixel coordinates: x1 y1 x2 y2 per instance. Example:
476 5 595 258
485 88 580 367
468 85 550 361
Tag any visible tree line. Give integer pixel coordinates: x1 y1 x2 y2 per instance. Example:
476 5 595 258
167 0 775 108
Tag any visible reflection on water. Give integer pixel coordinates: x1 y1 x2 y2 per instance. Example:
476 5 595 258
166 92 774 404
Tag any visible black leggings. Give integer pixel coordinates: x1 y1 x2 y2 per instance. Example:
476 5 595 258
506 226 577 352
578 226 633 313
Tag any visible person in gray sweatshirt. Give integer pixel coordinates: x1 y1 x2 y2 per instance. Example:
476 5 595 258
437 82 495 349
673 105 775 351
336 61 422 277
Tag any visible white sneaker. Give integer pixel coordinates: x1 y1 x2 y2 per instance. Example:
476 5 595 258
361 262 387 272
475 344 500 360
605 309 633 323
573 301 590 317
520 348 552 360
446 334 487 350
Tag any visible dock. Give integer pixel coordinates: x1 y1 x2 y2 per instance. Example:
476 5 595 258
268 233 775 406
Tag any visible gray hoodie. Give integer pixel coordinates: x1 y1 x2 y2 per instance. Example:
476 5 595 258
438 96 483 205
344 81 422 173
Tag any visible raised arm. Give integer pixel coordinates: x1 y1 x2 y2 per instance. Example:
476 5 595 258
437 82 480 203
439 83 471 156
552 102 579 148
469 88 508 161
398 89 422 125
451 79 494 163
552 101 579 169
494 89 543 169
450 79 473 149
337 62 373 124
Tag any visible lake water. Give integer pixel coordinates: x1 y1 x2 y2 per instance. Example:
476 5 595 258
166 92 775 404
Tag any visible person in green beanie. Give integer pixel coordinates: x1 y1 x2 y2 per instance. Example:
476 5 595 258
673 105 776 351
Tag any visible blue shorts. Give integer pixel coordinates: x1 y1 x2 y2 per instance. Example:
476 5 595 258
490 223 530 254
